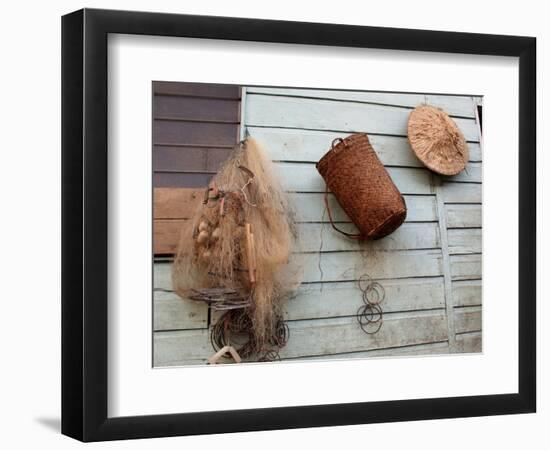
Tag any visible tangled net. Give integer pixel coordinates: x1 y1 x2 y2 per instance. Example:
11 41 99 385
172 138 301 361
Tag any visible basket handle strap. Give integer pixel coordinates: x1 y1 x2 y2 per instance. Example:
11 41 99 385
330 137 347 153
324 183 362 240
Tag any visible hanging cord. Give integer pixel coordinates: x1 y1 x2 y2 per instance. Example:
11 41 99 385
238 165 257 207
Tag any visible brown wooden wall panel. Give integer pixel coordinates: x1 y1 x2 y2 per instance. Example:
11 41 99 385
154 172 214 188
153 120 239 146
154 188 200 219
154 146 206 172
206 148 236 171
153 81 241 99
154 96 240 122
154 146 233 172
155 219 186 255
154 188 201 254
152 82 242 254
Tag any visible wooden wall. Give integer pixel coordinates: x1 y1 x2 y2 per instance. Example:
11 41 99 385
153 86 482 366
152 81 241 254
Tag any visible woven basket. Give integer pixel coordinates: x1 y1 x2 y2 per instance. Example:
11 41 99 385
316 133 407 240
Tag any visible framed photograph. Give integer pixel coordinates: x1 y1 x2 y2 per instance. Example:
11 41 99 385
62 8 536 441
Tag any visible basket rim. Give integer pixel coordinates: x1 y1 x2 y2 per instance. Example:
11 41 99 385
316 133 371 172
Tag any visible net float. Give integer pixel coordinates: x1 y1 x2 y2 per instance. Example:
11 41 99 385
196 230 209 245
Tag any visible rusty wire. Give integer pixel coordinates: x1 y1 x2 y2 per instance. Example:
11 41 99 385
356 274 385 335
210 309 289 361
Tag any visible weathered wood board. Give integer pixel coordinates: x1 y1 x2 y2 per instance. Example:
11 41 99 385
450 254 482 280
276 163 434 194
448 228 482 254
284 341 451 361
441 182 482 203
153 87 483 366
455 331 482 353
446 204 482 228
248 127 482 164
298 222 440 252
245 94 480 141
154 290 208 331
154 249 444 288
291 193 438 223
153 188 438 222
154 311 449 366
454 307 482 334
246 87 478 118
452 279 482 307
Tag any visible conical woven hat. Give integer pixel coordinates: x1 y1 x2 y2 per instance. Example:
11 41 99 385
407 105 468 176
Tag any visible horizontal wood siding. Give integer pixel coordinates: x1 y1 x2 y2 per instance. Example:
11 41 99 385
152 82 241 254
246 87 478 118
249 127 482 164
153 86 482 365
153 190 438 223
154 290 208 331
276 163 434 194
245 94 479 141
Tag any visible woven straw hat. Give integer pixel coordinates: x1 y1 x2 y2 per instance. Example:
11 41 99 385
407 105 468 176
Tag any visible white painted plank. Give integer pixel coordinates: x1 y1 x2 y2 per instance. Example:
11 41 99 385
469 143 482 162
441 183 482 203
446 204 482 228
444 163 481 183
283 341 450 361
425 95 478 118
154 311 450 366
303 249 443 283
247 87 426 109
455 331 482 353
276 162 433 194
246 88 478 118
285 277 445 320
245 94 480 142
448 228 482 254
291 193 437 223
154 249 443 291
252 127 423 166
250 127 482 165
154 290 208 331
154 328 211 367
279 311 449 359
452 279 482 307
401 196 439 222
154 263 173 291
450 254 482 280
454 306 482 333
403 196 438 222
299 222 440 252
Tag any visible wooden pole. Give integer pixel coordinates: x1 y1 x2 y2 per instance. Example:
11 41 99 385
245 223 256 285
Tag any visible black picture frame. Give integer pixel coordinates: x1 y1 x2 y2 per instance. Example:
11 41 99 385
62 8 536 442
